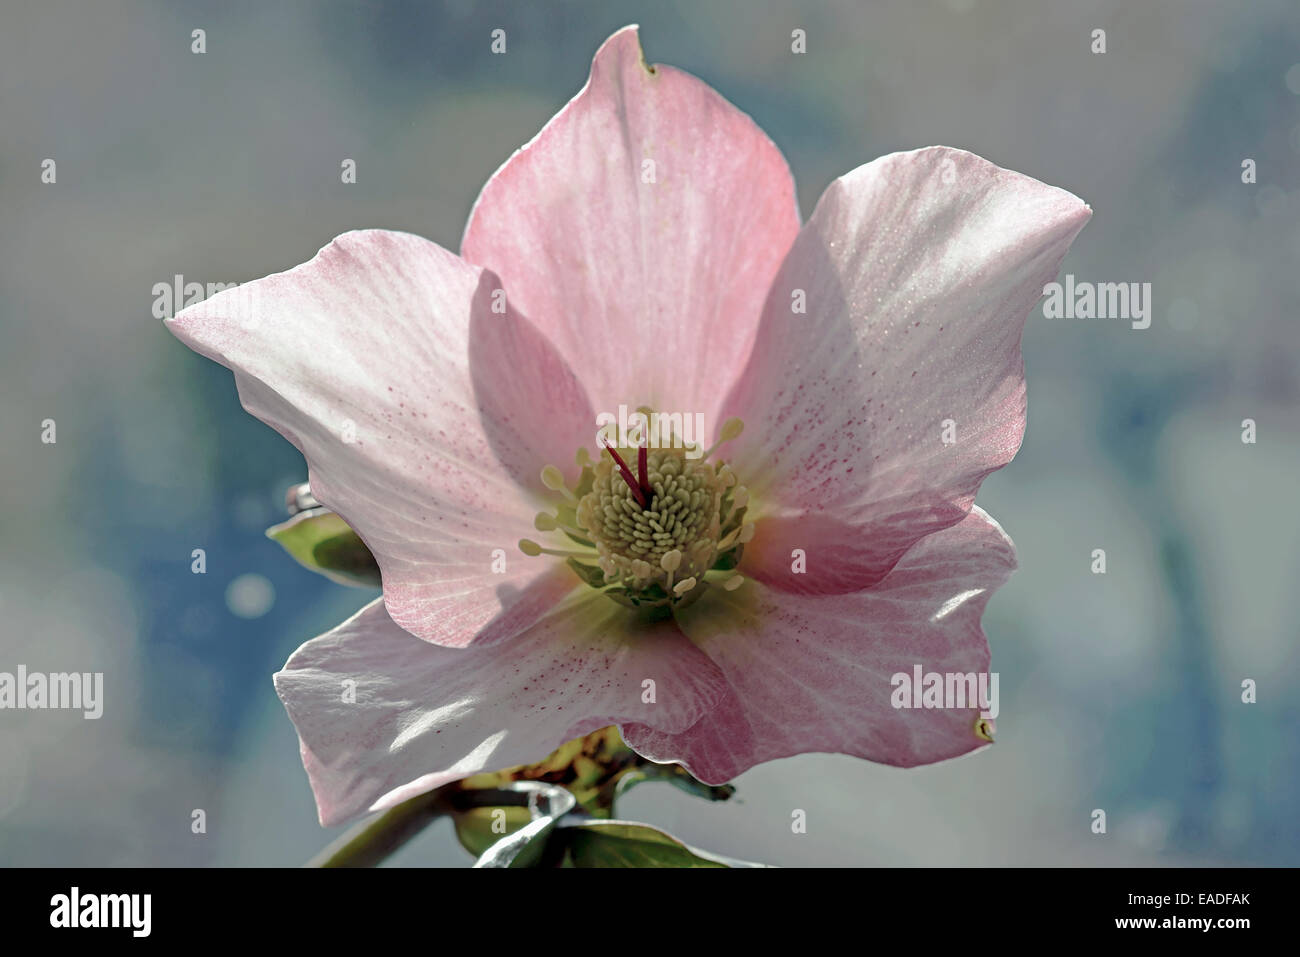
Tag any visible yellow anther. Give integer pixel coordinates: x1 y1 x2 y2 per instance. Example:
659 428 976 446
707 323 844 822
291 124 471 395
540 464 577 502
702 417 745 460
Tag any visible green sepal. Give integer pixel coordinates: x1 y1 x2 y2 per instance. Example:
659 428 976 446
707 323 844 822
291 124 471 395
266 509 380 587
558 820 730 868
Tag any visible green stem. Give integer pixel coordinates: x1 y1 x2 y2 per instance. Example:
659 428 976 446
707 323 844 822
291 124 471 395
307 786 457 868
306 785 544 867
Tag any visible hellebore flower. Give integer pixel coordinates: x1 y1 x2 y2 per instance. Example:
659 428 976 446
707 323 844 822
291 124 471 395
167 25 1089 826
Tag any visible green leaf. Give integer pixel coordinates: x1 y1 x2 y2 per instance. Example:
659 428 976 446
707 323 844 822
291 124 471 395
452 806 532 857
266 509 380 587
559 821 731 868
472 783 577 868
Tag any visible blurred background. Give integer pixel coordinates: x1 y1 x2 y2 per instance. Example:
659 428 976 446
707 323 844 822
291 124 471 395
1 0 1297 866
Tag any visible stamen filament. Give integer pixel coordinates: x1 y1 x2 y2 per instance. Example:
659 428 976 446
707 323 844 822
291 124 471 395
701 417 745 461
660 549 681 596
518 538 594 559
534 512 588 539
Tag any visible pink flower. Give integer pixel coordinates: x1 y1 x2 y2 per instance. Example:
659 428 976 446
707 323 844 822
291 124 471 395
168 26 1089 826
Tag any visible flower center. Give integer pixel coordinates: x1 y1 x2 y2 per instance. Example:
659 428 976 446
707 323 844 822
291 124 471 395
519 413 753 611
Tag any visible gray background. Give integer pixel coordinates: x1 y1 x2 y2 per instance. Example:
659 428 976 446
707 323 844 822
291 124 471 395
1 0 1297 866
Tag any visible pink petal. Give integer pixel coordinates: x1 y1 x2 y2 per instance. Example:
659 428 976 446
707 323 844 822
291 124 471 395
166 230 593 646
721 147 1089 594
275 594 729 826
621 507 1016 783
461 25 800 422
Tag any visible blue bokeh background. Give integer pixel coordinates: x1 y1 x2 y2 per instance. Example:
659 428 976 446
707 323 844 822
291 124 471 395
1 0 1297 865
